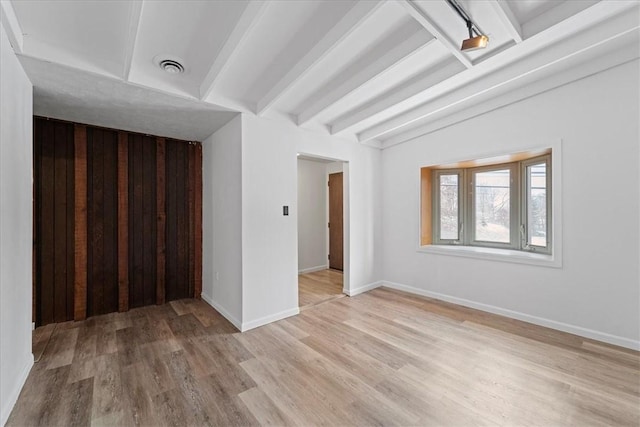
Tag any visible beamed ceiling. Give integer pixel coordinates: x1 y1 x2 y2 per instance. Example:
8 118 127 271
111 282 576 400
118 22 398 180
2 0 639 146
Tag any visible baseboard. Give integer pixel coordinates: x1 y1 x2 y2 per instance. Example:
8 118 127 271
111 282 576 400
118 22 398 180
200 293 242 331
383 281 640 351
298 265 328 274
241 307 299 332
345 281 382 297
1 354 34 427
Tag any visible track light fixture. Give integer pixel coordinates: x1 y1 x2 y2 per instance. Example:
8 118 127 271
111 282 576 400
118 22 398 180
446 0 489 52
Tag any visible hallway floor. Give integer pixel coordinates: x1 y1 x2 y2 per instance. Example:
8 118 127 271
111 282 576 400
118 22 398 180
298 269 344 310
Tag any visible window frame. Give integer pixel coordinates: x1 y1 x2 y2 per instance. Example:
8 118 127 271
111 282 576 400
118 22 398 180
432 169 463 244
520 154 552 254
430 153 552 254
468 163 519 250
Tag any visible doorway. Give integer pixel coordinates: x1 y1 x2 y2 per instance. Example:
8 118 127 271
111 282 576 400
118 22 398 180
297 155 347 310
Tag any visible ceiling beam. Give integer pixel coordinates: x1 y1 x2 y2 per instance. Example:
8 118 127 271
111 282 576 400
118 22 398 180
488 0 523 43
381 35 640 148
330 56 463 135
200 0 269 101
0 0 24 53
398 0 472 69
297 30 434 126
122 0 144 81
357 4 640 143
255 0 385 115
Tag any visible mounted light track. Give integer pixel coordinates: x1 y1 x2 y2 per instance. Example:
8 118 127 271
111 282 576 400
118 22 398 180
446 0 489 51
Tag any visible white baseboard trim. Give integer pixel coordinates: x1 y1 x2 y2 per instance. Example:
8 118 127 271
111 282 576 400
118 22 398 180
200 293 242 331
241 307 300 332
345 281 382 297
298 265 328 274
1 354 34 427
383 281 640 351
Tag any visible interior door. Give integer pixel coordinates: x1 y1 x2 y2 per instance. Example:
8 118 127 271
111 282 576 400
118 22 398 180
328 172 343 271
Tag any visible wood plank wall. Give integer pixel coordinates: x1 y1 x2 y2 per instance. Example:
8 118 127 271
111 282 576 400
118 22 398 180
128 134 158 309
33 117 202 326
86 127 119 317
165 139 197 302
34 119 76 325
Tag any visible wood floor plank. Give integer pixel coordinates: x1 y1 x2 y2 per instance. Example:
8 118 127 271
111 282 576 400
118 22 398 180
9 291 640 427
45 326 79 370
298 269 344 309
238 386 297 427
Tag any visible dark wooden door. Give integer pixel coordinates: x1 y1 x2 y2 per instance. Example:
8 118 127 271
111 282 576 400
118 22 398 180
86 127 119 316
328 172 343 271
34 119 75 326
128 134 158 308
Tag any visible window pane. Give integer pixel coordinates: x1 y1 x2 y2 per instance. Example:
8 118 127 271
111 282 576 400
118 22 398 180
439 174 458 240
474 169 510 243
527 163 547 247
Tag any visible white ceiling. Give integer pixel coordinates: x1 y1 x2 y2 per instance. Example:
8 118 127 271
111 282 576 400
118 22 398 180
2 0 638 145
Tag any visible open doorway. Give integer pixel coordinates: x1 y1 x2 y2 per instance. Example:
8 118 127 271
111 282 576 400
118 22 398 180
297 155 346 310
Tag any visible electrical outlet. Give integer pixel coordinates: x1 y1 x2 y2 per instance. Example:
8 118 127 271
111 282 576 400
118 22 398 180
215 272 219 280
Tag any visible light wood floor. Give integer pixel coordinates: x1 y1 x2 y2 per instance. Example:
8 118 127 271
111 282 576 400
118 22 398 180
298 269 343 309
8 288 640 426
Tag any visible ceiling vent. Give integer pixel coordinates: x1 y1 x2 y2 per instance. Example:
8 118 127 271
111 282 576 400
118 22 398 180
153 54 186 74
159 59 184 74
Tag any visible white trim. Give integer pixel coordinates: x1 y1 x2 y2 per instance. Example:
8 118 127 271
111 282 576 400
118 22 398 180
417 245 560 268
1 354 34 427
255 0 383 114
0 0 24 53
200 293 242 331
383 281 640 351
241 307 299 332
200 0 269 101
298 265 328 274
345 281 382 297
121 0 143 81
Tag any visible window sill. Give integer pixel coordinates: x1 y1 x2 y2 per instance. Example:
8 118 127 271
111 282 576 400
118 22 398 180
417 244 561 268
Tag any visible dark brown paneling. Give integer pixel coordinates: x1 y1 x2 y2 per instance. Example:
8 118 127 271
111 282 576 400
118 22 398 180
34 117 202 323
194 143 203 299
117 132 129 312
74 124 87 321
86 127 119 317
188 143 196 298
156 137 166 305
164 139 194 302
128 134 157 308
33 118 76 326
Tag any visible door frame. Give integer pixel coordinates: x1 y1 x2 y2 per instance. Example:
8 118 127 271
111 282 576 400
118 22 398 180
296 154 350 296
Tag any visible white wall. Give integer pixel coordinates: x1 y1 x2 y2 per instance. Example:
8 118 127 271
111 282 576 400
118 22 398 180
382 59 640 349
202 115 243 328
326 161 343 175
297 159 328 273
0 20 34 426
240 115 299 329
240 114 382 329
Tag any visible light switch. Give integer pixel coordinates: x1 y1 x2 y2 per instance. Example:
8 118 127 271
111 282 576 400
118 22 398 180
283 206 289 216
